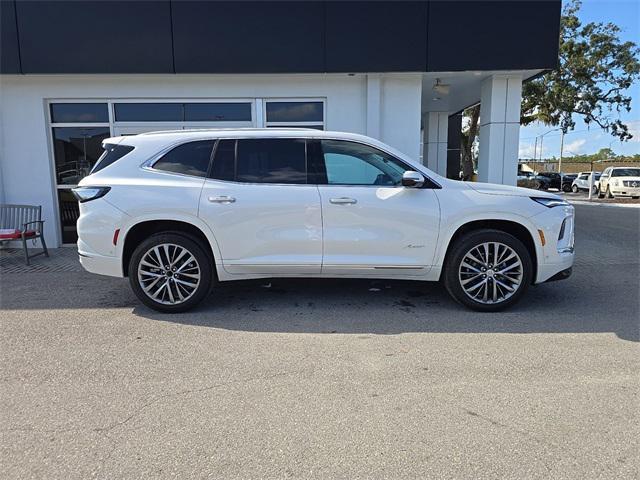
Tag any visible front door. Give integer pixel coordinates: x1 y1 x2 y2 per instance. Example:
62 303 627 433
199 138 322 275
313 139 440 276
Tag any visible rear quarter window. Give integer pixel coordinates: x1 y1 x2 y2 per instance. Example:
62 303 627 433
153 140 215 177
91 144 135 174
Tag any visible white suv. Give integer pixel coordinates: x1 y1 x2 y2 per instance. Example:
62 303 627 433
74 129 575 312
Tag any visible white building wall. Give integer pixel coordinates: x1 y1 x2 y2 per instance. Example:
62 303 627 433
0 73 422 247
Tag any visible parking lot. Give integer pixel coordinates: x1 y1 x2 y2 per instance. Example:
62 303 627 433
1 203 638 479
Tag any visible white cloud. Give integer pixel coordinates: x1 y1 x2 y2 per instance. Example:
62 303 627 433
563 139 587 156
626 120 640 142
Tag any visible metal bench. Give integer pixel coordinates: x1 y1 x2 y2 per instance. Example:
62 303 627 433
0 204 49 265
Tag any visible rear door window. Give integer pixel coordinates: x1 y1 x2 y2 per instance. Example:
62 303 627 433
235 138 307 184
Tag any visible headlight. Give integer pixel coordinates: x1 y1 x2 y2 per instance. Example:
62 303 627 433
613 179 619 186
531 197 570 208
71 186 111 203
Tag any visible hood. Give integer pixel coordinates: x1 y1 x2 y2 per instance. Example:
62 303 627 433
465 181 561 199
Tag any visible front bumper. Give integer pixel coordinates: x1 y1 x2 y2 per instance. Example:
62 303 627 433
611 187 640 197
544 267 572 283
530 204 576 284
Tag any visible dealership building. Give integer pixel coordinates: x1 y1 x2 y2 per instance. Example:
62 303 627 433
0 0 561 247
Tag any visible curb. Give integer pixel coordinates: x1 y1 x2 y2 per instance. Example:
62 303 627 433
568 200 640 209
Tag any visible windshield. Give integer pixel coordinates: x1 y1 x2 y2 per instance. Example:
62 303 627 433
611 168 640 177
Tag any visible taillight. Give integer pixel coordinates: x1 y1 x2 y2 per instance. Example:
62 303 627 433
71 186 111 203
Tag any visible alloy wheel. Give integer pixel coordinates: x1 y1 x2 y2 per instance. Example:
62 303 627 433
458 242 523 305
137 243 201 305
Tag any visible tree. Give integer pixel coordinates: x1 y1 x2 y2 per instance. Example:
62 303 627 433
521 0 640 140
460 0 639 179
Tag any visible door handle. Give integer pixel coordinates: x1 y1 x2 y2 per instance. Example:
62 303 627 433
330 197 357 205
208 195 236 204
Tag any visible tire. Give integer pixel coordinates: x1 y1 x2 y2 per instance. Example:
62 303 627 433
571 185 578 193
442 229 533 312
633 197 639 200
606 186 614 199
562 184 571 193
129 232 213 313
598 190 605 199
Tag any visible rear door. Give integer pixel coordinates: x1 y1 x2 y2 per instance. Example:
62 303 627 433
198 137 322 275
312 139 440 276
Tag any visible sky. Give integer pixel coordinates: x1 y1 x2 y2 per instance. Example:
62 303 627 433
518 0 640 159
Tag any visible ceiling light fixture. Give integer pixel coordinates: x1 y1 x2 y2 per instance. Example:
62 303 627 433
433 78 450 96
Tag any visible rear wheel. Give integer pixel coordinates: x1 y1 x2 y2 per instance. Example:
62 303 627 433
562 183 571 193
129 232 213 313
443 230 533 312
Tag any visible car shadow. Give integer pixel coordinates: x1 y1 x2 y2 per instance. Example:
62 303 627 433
128 269 638 342
2 267 637 341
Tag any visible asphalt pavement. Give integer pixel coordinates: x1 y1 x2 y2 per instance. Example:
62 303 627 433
1 204 638 479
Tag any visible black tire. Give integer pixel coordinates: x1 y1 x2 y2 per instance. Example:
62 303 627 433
606 186 614 199
442 229 533 312
598 191 605 199
129 232 213 313
562 183 571 193
571 185 578 193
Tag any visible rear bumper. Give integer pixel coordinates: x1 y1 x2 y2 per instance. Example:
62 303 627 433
78 239 123 277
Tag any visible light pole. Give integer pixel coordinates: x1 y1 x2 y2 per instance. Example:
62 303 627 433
537 127 562 162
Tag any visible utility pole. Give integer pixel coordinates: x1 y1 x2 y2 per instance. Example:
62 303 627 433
558 130 564 192
533 137 538 162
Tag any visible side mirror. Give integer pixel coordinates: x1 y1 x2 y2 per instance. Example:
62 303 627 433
402 170 425 188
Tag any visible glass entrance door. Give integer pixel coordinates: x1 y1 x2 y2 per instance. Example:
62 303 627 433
49 103 111 244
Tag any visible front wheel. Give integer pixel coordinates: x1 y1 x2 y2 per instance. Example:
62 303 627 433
571 185 579 193
442 230 533 312
129 232 213 313
606 186 614 199
562 184 572 193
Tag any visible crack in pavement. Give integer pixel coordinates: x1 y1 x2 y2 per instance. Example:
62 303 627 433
94 369 305 434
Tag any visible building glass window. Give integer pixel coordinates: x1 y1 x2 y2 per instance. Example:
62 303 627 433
184 103 252 122
50 103 109 123
264 100 324 130
114 102 253 122
115 103 183 122
52 127 111 185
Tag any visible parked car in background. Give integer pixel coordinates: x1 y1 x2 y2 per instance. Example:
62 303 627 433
598 167 640 199
74 129 575 313
571 172 601 193
517 171 552 190
561 173 578 192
